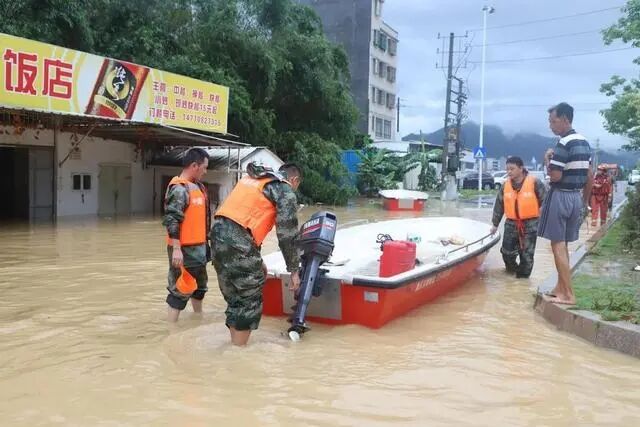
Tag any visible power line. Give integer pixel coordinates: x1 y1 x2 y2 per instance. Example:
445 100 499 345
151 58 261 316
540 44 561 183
469 46 637 64
471 29 603 47
401 102 610 110
469 5 624 32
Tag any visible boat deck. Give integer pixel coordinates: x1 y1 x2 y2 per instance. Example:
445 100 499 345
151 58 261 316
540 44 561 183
328 238 463 277
264 217 499 284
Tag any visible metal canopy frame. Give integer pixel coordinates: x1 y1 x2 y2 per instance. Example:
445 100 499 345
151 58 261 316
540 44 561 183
0 107 247 148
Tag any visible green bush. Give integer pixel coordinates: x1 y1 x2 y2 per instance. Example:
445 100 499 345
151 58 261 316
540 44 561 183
620 183 640 251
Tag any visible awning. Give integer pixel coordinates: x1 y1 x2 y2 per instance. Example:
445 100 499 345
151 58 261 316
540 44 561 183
0 107 246 148
147 146 276 170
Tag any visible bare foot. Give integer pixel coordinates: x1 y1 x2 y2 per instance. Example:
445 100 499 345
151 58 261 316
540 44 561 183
549 296 576 305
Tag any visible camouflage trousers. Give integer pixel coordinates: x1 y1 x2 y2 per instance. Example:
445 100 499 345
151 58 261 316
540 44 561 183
166 245 208 310
210 217 265 331
501 218 538 278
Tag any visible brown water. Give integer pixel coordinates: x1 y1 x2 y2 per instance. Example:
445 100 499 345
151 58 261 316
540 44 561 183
1 198 639 427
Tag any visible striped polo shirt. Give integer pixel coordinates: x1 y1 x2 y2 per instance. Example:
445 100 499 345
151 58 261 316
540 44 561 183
548 130 591 190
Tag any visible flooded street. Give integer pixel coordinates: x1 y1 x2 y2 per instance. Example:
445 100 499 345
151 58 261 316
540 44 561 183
1 196 640 427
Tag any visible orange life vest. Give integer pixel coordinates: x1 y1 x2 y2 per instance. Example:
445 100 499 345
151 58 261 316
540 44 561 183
215 175 284 246
165 176 207 246
504 175 539 220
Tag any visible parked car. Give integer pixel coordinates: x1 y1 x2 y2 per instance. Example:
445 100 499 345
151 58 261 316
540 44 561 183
629 169 640 185
493 171 508 189
462 172 495 190
529 170 550 188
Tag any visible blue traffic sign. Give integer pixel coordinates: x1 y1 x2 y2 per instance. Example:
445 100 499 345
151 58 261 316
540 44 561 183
474 146 486 159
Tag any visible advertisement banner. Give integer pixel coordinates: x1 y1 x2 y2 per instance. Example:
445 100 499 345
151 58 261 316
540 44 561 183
0 33 229 134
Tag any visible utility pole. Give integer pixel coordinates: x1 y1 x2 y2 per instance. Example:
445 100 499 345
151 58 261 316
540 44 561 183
436 32 468 200
593 138 600 171
397 97 400 133
442 33 454 183
454 77 466 187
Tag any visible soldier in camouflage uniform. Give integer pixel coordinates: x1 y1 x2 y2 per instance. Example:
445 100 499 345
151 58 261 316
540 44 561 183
163 148 211 322
211 162 302 346
491 157 546 278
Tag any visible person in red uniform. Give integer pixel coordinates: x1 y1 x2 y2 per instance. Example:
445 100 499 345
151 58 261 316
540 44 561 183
590 165 611 227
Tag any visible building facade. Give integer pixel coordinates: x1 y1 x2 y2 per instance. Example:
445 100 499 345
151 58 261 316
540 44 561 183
299 0 398 141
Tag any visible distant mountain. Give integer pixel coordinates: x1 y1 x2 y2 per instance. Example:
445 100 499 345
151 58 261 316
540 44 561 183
403 122 639 168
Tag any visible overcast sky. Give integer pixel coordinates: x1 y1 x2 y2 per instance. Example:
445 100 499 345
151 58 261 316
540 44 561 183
384 0 638 150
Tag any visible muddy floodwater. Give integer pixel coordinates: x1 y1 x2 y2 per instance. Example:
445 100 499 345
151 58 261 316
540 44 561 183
1 194 639 426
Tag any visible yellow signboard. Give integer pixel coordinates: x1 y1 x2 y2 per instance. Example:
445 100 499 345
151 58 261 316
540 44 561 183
0 33 229 134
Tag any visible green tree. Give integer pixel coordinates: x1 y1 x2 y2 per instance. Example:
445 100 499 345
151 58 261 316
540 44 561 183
408 149 442 191
356 149 396 197
600 0 640 151
0 0 360 205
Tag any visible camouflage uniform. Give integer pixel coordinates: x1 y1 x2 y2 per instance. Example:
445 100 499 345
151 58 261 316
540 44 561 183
492 175 546 278
210 178 300 331
163 181 211 310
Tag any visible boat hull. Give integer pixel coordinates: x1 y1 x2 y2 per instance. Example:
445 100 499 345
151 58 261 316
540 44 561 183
382 197 426 211
262 249 488 329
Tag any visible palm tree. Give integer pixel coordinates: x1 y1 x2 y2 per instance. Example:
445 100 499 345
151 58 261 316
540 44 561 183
356 149 396 196
406 148 442 191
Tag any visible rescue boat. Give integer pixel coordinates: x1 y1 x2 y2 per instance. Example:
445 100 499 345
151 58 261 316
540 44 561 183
378 189 429 211
262 216 499 330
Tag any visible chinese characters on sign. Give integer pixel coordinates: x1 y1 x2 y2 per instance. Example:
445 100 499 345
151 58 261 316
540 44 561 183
0 32 230 133
146 82 224 127
3 49 73 99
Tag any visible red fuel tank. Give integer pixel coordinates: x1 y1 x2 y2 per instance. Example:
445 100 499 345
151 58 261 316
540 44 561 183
379 240 417 278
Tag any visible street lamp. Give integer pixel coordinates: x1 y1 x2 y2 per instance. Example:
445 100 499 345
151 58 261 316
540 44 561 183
478 5 495 191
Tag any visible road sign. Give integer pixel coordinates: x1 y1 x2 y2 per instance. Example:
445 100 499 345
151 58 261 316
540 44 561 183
474 146 486 159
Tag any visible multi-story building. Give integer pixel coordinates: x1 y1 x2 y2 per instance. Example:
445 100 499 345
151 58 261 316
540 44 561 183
299 0 399 141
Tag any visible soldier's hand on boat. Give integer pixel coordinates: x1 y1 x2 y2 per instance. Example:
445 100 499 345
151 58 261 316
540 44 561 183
171 248 184 268
289 271 301 291
490 226 497 235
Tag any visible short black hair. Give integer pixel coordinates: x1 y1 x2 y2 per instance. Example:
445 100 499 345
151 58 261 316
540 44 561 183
506 156 524 167
182 148 209 168
548 102 574 123
279 162 303 180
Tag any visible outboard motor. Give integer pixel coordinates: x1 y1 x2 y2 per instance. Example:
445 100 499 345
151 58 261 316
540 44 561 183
288 211 337 341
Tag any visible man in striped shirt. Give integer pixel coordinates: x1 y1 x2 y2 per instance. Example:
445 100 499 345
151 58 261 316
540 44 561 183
538 102 593 305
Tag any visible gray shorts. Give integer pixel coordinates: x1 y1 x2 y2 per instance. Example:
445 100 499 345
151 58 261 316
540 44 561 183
537 189 583 242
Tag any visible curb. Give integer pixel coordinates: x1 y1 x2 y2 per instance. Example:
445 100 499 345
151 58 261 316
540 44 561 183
533 197 640 359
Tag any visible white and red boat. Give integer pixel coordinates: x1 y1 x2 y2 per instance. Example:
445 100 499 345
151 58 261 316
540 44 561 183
378 189 429 211
263 216 499 330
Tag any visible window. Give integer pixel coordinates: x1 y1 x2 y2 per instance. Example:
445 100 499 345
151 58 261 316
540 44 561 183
388 38 398 56
371 85 376 101
375 117 384 138
372 58 378 75
387 66 396 83
386 93 396 109
375 0 382 17
383 120 392 139
72 173 92 190
378 61 387 78
377 89 385 105
374 29 388 51
379 32 388 51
